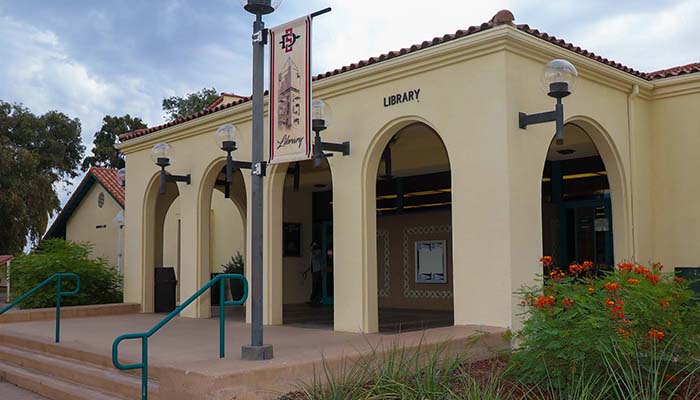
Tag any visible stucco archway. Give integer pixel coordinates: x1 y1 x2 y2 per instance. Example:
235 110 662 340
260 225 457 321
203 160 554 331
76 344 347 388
142 172 180 313
360 115 454 333
195 157 248 319
549 116 629 266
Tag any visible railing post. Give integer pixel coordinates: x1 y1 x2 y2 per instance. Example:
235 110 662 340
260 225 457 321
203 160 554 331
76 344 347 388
55 275 61 343
142 336 148 400
219 277 225 359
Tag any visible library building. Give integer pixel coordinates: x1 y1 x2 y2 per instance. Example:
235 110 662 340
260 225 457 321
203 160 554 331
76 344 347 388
115 10 700 334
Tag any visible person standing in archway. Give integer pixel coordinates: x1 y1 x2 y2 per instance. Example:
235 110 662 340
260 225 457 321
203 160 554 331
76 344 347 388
307 242 323 306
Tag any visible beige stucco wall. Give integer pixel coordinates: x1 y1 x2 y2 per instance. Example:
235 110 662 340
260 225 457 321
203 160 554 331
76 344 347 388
117 23 700 334
66 184 123 267
650 89 700 268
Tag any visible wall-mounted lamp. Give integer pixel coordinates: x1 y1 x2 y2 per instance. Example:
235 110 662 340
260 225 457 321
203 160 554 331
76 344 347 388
151 142 191 194
117 168 126 188
311 99 350 167
519 59 578 145
215 123 265 198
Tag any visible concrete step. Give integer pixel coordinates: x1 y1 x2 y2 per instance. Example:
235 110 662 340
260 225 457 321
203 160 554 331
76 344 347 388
0 344 157 399
0 359 126 400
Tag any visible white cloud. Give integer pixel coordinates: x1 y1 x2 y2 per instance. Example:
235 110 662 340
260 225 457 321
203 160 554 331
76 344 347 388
311 0 518 74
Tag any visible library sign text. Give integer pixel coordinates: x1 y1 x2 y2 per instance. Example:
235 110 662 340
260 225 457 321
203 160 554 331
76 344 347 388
384 89 421 107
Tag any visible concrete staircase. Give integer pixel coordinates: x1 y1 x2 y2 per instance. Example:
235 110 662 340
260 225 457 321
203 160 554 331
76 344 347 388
0 335 158 400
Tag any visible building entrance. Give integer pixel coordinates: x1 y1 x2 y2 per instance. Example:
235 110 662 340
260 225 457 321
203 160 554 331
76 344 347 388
312 220 333 304
542 123 614 270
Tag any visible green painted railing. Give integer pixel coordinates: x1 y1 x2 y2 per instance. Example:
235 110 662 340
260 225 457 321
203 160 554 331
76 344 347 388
111 274 248 400
0 273 80 343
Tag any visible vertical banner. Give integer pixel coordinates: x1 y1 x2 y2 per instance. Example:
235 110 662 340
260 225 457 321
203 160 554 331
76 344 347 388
269 16 312 164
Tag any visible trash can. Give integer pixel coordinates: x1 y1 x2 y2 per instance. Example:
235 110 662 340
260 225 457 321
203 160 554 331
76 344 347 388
210 273 221 306
154 267 177 313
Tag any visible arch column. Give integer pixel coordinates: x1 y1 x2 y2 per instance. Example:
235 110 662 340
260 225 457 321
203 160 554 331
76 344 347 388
335 159 378 333
179 176 210 318
263 166 284 325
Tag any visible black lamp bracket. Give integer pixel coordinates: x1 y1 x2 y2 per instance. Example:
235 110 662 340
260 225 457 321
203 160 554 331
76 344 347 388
519 97 565 144
158 165 191 195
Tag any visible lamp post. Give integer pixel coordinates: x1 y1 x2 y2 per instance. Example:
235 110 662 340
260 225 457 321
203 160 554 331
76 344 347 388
519 59 578 144
311 99 350 167
240 0 280 361
151 142 191 194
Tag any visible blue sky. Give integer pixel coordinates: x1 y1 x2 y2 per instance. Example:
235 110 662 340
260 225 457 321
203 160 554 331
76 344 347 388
1 0 698 210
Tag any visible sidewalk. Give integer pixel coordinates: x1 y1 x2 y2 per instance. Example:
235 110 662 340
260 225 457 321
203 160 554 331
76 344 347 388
0 382 48 400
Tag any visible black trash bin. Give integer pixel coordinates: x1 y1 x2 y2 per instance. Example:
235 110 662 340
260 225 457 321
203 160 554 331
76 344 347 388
210 273 221 306
154 267 177 313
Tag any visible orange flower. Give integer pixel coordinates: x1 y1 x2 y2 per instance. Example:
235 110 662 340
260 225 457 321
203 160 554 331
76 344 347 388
539 256 553 268
535 295 555 309
562 297 574 308
627 278 640 285
634 265 650 275
617 262 634 273
645 273 660 286
616 328 631 338
648 328 665 342
604 281 620 294
588 286 594 293
549 270 566 282
659 299 671 309
674 277 685 284
606 299 624 319
652 262 664 271
582 261 594 269
569 263 582 274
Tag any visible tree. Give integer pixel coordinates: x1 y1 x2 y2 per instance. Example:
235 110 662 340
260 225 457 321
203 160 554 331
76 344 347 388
162 87 219 121
0 101 84 254
81 114 147 171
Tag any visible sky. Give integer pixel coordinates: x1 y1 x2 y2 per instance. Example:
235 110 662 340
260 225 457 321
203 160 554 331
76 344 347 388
1 0 698 217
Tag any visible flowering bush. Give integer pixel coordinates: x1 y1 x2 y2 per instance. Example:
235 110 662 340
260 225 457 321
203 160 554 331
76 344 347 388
509 259 700 388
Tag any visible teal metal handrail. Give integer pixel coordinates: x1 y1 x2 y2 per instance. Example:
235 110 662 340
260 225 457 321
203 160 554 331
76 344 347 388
112 273 248 400
0 273 80 343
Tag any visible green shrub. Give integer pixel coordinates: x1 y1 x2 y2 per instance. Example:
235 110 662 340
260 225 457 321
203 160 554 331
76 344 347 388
10 239 122 308
509 259 700 391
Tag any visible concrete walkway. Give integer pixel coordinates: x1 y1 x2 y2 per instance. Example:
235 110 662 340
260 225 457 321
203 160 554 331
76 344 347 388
1 313 507 399
0 382 48 400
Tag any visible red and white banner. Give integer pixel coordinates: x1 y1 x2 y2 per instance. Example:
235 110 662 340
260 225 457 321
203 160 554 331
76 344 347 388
269 16 312 164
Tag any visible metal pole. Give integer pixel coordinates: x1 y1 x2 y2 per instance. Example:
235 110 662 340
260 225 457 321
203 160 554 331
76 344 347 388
242 12 273 360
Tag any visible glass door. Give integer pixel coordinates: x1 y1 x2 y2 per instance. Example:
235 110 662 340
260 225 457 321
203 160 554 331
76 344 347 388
562 198 613 268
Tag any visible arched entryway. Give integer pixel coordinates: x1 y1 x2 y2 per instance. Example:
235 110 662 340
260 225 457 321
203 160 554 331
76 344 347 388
541 121 623 269
198 159 248 320
143 173 180 313
373 122 454 332
280 158 334 328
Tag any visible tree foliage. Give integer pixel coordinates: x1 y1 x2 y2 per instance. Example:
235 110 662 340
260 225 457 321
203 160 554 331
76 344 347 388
162 87 219 121
81 114 147 171
0 101 84 254
10 239 122 308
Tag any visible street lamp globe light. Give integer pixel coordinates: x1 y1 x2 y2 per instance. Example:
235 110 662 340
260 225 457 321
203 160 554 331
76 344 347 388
151 142 174 167
117 168 126 188
542 59 578 99
216 123 241 153
312 99 332 131
242 0 284 15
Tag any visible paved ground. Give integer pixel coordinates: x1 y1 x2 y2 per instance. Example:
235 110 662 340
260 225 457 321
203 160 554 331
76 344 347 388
0 382 47 400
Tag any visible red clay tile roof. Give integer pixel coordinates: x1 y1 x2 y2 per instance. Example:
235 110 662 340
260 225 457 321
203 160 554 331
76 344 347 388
205 92 248 111
0 255 13 266
44 167 124 239
119 10 699 142
90 167 125 207
647 62 700 80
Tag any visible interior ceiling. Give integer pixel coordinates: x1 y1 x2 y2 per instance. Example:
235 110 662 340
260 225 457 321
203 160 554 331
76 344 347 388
547 124 600 161
378 123 450 177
